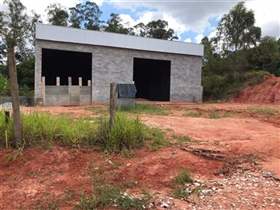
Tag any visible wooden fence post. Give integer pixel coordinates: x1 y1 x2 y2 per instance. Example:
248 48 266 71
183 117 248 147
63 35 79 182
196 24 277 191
109 83 117 129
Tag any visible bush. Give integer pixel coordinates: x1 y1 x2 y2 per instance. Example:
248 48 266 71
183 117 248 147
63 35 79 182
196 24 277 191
94 113 145 152
203 70 269 101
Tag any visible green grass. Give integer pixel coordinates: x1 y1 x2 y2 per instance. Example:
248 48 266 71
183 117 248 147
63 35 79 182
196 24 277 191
248 107 279 117
144 127 169 151
0 111 167 153
172 135 191 145
95 113 168 152
94 113 146 152
75 184 151 210
183 110 202 117
174 169 193 185
172 169 196 199
172 187 190 199
0 112 97 148
208 111 221 119
118 104 169 115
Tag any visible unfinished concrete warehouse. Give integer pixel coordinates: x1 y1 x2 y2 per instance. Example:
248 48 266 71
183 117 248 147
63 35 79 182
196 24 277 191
35 24 204 106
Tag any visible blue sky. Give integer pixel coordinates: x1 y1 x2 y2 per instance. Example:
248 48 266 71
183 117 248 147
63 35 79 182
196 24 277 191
4 0 279 43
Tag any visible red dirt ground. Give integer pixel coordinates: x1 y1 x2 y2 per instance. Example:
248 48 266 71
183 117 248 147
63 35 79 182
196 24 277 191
1 103 280 209
233 75 280 104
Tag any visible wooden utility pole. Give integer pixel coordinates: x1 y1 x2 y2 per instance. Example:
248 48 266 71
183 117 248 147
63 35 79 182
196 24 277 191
109 83 117 129
7 46 22 147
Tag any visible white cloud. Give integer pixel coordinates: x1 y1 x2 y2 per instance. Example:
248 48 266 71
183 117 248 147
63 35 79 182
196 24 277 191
112 0 280 38
246 0 280 37
0 0 104 22
184 38 192 43
195 34 204 43
111 0 238 34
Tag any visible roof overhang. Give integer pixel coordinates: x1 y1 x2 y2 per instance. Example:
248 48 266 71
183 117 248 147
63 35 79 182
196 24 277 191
36 23 204 57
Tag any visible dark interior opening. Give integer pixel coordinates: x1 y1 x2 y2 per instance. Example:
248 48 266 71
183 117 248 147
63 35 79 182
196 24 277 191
42 49 92 86
133 58 171 101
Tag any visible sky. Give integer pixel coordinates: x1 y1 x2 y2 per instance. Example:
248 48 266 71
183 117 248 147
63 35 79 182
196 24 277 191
1 0 279 43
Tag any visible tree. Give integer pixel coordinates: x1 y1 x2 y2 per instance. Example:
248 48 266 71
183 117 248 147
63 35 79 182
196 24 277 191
46 3 69 26
248 36 280 75
0 0 31 146
0 74 8 96
105 13 134 35
215 2 261 53
135 20 178 40
69 1 102 30
201 36 215 65
0 42 5 64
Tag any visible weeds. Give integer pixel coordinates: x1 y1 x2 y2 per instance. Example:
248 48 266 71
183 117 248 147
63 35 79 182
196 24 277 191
144 127 169 151
95 113 145 152
118 104 169 115
172 169 195 200
0 111 167 153
172 135 191 145
0 112 97 148
208 111 221 119
183 110 202 117
174 169 193 185
95 113 168 152
248 107 279 117
75 184 151 210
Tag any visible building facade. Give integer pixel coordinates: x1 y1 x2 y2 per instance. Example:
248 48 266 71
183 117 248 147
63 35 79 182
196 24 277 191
35 24 204 105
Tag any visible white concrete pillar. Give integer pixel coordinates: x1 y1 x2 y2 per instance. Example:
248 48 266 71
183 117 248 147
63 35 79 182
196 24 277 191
41 77 45 104
88 80 91 87
79 77 82 87
68 77 72 86
56 77 60 86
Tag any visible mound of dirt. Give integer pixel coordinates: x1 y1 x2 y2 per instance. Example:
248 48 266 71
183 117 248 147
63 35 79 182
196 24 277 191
233 75 280 104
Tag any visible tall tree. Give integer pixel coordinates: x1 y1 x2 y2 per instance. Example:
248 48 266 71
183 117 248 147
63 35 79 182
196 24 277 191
0 0 31 146
46 3 69 26
135 20 178 40
69 1 102 30
248 36 280 75
105 13 134 35
215 2 261 53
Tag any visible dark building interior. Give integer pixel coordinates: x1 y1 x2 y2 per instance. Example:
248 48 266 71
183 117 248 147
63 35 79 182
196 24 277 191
42 49 92 86
133 58 171 101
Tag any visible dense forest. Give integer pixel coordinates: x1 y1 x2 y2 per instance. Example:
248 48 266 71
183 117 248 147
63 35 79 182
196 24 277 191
0 1 279 100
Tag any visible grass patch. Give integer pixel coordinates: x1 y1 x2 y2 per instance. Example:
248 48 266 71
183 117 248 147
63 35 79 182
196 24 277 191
0 112 97 148
118 103 169 115
174 169 193 185
172 135 191 145
0 111 167 153
208 111 221 119
172 169 196 200
94 113 146 152
183 110 202 117
248 107 279 117
144 127 169 151
75 184 151 210
172 187 190 199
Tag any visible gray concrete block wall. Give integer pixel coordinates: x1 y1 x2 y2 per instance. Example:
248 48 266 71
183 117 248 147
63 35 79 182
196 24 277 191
35 40 203 104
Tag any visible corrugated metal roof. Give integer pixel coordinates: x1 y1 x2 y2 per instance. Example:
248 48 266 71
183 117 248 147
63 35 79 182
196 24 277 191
36 23 204 57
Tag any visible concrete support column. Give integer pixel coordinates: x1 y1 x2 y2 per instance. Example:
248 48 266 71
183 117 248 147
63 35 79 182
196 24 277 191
56 77 60 86
79 77 82 87
68 77 72 86
41 77 45 104
88 80 91 87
